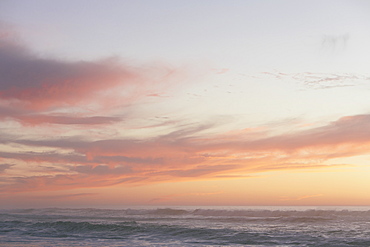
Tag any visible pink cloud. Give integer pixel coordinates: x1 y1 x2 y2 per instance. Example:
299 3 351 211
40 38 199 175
0 37 136 110
1 113 369 193
0 27 184 127
8 113 370 160
18 114 122 125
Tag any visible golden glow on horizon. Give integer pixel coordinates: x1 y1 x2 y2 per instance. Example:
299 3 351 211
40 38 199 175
2 165 370 208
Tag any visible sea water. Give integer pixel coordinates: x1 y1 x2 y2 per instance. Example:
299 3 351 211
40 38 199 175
1 206 370 246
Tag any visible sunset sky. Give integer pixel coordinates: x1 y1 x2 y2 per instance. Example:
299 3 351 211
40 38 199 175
1 0 370 208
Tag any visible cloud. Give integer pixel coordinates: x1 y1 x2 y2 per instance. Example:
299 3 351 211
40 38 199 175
32 193 98 200
1 24 369 195
0 26 182 126
0 37 134 110
8 113 370 156
279 194 323 201
262 71 369 89
250 114 370 151
72 164 132 175
1 173 150 193
0 163 14 173
0 149 166 168
0 105 123 125
1 113 370 192
198 114 370 155
150 164 238 178
18 115 122 125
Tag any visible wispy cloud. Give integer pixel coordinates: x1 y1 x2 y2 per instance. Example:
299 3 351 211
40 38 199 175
279 194 324 201
32 193 98 200
0 106 122 125
1 113 369 192
262 71 369 89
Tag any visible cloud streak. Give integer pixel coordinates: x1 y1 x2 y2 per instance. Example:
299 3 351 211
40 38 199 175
1 113 370 192
262 71 369 89
279 194 324 201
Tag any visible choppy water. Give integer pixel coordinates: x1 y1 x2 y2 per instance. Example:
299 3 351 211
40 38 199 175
1 206 370 246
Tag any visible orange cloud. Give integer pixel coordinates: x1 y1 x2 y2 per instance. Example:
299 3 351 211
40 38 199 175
1 113 370 193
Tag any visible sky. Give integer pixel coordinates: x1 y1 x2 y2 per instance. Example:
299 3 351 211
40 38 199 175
1 0 370 208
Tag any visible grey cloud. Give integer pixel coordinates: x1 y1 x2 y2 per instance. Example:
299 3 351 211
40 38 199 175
72 164 132 175
0 36 131 98
0 163 14 173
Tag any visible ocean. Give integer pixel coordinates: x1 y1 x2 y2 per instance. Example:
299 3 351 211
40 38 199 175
1 206 370 246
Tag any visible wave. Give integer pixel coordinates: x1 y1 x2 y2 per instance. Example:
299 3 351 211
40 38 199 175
2 207 370 246
190 208 370 219
3 218 370 246
1 220 141 239
3 207 370 219
1 219 246 242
